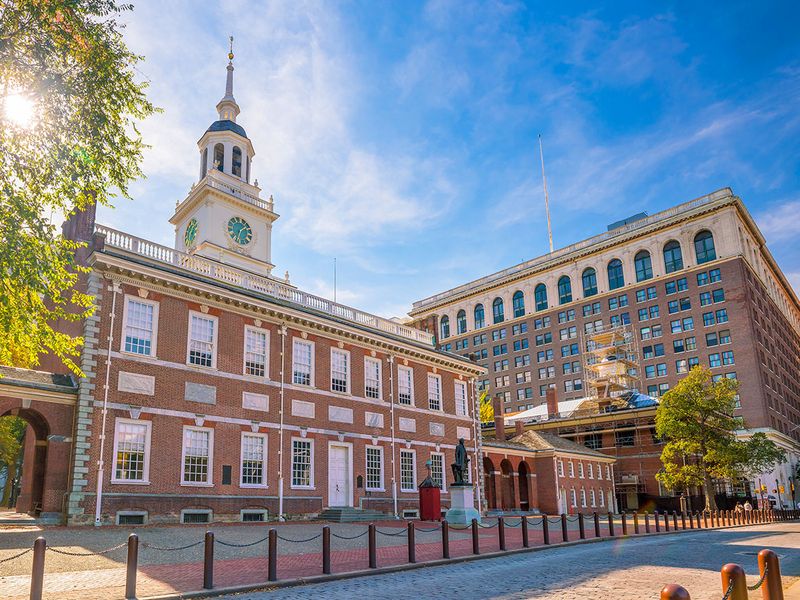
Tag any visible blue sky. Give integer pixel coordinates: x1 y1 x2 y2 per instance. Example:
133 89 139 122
100 0 800 318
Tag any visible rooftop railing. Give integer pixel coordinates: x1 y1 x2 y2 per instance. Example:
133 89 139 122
95 225 435 346
412 187 733 311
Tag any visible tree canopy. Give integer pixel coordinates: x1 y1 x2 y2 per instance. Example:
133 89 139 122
0 0 156 374
655 366 785 510
478 388 494 423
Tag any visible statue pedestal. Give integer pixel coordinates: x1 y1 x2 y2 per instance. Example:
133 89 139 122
445 484 481 525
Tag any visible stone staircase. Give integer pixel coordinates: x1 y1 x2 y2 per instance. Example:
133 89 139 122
317 507 391 522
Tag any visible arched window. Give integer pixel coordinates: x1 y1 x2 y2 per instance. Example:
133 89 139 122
694 230 716 264
213 143 224 171
474 304 485 329
557 276 572 305
663 240 683 273
456 310 467 334
534 284 548 311
232 146 242 177
492 297 504 324
512 291 525 318
634 250 653 282
201 147 208 175
607 259 624 290
582 268 598 297
440 315 450 339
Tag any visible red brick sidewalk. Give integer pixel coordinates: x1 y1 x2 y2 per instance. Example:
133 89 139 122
1 519 611 600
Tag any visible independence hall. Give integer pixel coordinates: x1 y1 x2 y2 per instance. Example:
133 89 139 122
409 188 800 511
0 55 484 525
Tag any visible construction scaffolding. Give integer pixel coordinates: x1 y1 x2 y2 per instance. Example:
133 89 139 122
581 322 640 399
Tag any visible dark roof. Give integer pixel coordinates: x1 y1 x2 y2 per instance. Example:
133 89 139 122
206 119 248 138
615 390 659 410
0 366 77 394
485 430 609 459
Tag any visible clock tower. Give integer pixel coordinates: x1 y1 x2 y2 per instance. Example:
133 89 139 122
170 40 280 277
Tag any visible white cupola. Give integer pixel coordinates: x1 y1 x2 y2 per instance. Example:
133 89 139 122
169 38 283 280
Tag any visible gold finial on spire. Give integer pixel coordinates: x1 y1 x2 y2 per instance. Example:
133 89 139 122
228 35 234 61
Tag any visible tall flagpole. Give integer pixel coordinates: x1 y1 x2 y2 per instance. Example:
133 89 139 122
538 134 554 253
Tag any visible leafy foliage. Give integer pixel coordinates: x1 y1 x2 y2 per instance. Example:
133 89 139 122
655 366 785 510
478 388 494 423
0 0 156 374
0 416 26 467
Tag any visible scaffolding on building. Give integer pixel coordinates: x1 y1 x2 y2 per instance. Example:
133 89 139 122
580 322 640 402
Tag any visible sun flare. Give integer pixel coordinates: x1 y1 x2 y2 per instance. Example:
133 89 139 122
3 91 37 128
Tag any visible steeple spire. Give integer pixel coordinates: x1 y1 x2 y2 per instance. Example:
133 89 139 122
216 36 240 122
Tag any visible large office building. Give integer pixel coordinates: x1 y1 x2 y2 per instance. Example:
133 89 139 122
409 189 800 508
0 53 484 525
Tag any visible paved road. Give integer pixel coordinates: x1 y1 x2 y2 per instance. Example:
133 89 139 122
214 523 800 600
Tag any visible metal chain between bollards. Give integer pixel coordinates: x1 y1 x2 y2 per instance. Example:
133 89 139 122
0 548 32 564
46 542 128 557
477 521 498 528
721 577 735 600
141 540 205 552
275 533 322 543
216 535 270 547
330 530 369 540
746 565 769 591
415 526 442 533
375 528 407 537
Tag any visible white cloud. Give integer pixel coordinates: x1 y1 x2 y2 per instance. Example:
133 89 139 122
756 201 800 242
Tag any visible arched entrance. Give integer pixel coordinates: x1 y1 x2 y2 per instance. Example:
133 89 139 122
483 457 497 509
1 408 50 515
518 461 530 511
500 459 515 511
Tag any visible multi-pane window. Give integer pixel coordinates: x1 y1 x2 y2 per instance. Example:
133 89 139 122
534 316 551 329
599 489 605 506
716 308 728 323
663 240 683 273
513 339 529 351
440 316 450 339
428 374 442 411
607 259 625 290
400 450 416 491
182 427 212 484
244 327 268 377
366 446 383 491
291 438 313 488
634 251 653 282
113 420 150 482
455 381 468 417
570 489 577 507
492 329 507 341
709 268 721 282
588 463 594 478
568 461 575 477
694 230 716 264
514 355 531 367
590 489 597 507
331 349 350 393
292 340 313 386
537 349 554 362
364 357 381 399
123 298 157 355
534 284 548 311
512 323 528 335
580 489 587 507
240 433 266 487
474 304 485 329
578 463 584 478
722 351 734 365
456 310 467 334
558 276 572 304
492 298 505 323
188 314 216 367
557 460 564 476
582 268 598 297
430 453 445 490
709 353 721 368
512 291 525 318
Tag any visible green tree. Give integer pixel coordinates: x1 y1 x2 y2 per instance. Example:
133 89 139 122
0 0 156 374
655 366 785 511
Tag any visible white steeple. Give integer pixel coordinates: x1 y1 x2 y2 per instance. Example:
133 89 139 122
216 36 240 122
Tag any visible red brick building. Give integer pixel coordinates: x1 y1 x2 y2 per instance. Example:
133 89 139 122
1 54 484 525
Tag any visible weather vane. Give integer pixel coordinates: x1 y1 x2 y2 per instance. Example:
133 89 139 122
228 35 234 61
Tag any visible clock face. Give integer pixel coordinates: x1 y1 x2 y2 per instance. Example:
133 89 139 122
227 216 253 246
184 218 198 246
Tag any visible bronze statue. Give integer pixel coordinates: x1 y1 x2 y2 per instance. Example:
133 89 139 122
451 438 470 485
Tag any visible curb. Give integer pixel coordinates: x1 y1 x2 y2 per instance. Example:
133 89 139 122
140 520 792 599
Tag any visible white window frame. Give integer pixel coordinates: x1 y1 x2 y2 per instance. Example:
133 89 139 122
292 338 315 387
570 488 577 507
590 489 596 507
454 380 468 417
399 449 417 492
568 461 575 478
120 295 159 357
580 488 587 507
330 348 351 394
588 463 594 479
427 373 443 411
578 462 584 479
243 326 270 378
599 489 605 506
597 463 603 480
110 418 152 484
606 464 612 480
557 459 564 477
364 356 382 400
239 432 268 488
397 365 414 405
180 426 214 486
365 445 384 491
430 451 446 492
290 436 315 489
186 311 218 369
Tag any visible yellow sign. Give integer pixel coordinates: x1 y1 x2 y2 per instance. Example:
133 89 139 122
779 485 785 494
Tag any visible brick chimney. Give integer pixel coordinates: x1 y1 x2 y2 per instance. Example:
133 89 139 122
492 396 506 441
546 387 558 418
515 419 525 437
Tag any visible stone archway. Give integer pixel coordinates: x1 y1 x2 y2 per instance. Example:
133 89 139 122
500 459 515 511
518 461 530 511
483 457 497 510
1 408 50 515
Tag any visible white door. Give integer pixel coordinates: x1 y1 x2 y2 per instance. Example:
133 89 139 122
328 445 350 507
